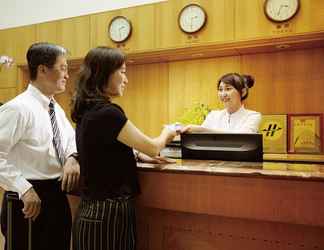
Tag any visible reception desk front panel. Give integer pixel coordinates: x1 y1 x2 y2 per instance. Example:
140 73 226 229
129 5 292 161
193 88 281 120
136 160 324 250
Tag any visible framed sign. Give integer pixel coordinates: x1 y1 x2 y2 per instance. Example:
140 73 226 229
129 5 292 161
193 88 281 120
259 114 287 153
288 114 323 154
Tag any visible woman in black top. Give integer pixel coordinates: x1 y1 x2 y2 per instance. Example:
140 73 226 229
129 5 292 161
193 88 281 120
71 47 177 250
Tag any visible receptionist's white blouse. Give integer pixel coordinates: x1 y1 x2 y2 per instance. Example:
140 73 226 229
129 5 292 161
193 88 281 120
201 106 261 133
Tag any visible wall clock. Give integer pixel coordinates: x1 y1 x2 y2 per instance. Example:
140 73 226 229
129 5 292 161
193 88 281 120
178 4 207 34
108 16 132 43
264 0 300 22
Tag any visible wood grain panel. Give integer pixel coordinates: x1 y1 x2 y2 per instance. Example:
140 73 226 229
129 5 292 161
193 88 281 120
242 47 324 114
136 168 324 249
137 207 324 250
16 67 29 95
168 56 240 123
155 0 235 49
236 0 324 40
59 16 91 59
137 171 324 227
90 4 155 53
15 47 324 137
36 21 60 44
90 10 117 48
119 4 155 52
36 17 90 59
0 25 35 87
0 29 18 87
115 63 169 137
0 87 17 103
14 25 37 64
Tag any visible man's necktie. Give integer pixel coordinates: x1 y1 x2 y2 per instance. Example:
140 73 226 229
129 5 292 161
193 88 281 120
49 99 65 166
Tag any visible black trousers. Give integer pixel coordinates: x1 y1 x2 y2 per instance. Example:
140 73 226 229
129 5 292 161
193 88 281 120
0 179 72 250
73 197 136 250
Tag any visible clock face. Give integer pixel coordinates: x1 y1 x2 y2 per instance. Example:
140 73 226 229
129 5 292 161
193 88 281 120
264 0 300 22
108 16 132 43
178 4 207 34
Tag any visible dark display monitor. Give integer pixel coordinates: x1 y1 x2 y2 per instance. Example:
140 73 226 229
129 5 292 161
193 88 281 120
181 133 263 162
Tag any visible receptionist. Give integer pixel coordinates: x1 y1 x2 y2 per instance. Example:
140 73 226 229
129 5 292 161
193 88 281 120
180 73 261 134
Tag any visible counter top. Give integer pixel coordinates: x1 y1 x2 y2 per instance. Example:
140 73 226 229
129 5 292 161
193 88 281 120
137 159 324 181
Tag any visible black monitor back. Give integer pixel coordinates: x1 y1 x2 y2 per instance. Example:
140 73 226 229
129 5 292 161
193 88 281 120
181 133 263 162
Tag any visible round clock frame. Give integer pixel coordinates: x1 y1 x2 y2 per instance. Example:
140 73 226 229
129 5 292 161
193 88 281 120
108 16 132 43
264 0 300 23
178 4 207 34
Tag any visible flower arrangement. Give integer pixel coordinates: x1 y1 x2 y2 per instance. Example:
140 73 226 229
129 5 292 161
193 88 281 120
177 102 211 125
0 55 14 71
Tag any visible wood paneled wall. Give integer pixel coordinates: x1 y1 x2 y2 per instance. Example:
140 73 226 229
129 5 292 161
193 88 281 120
123 47 324 136
168 57 240 123
0 87 17 103
90 0 235 52
1 0 324 135
31 47 322 137
154 0 235 49
36 16 91 59
241 48 324 114
115 63 170 136
1 1 324 246
236 0 324 40
90 4 156 52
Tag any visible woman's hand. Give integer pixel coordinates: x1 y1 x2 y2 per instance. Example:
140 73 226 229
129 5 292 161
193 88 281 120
138 152 176 164
180 124 205 133
161 126 178 144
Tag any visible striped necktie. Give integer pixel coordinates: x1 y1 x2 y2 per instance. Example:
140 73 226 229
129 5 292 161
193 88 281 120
49 99 65 166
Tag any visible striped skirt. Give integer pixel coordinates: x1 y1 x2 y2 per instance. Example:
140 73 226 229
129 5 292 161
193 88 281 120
72 197 136 250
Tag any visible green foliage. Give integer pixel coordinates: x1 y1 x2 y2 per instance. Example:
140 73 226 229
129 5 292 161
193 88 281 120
177 102 211 125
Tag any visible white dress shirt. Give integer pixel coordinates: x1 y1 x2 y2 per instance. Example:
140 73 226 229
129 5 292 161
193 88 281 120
201 106 261 133
0 84 76 197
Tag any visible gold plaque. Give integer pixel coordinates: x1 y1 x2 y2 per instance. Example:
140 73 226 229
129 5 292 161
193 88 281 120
259 114 287 153
288 114 323 153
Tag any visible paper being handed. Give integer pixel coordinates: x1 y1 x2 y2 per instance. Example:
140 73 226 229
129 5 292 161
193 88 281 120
164 123 183 132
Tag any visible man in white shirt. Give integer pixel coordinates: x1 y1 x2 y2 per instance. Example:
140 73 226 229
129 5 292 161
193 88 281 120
0 42 79 250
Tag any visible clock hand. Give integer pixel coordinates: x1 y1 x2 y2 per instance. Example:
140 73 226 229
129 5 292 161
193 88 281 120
190 16 198 29
277 5 283 16
277 4 289 16
119 26 125 39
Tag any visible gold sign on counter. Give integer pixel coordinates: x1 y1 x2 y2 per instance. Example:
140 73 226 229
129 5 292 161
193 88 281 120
288 114 323 154
260 114 287 153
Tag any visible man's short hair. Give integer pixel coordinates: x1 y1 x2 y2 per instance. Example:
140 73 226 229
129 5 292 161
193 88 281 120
26 42 67 80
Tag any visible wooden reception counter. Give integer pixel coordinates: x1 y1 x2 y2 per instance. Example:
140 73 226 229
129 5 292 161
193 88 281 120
135 160 324 250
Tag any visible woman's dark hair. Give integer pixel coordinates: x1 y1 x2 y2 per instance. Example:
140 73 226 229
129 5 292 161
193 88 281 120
26 42 67 80
217 72 255 101
71 47 126 123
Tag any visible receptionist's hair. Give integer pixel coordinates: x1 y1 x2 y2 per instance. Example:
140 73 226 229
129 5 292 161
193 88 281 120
217 72 255 101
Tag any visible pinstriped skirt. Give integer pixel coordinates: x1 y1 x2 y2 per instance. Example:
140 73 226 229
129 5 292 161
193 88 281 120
72 197 136 250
